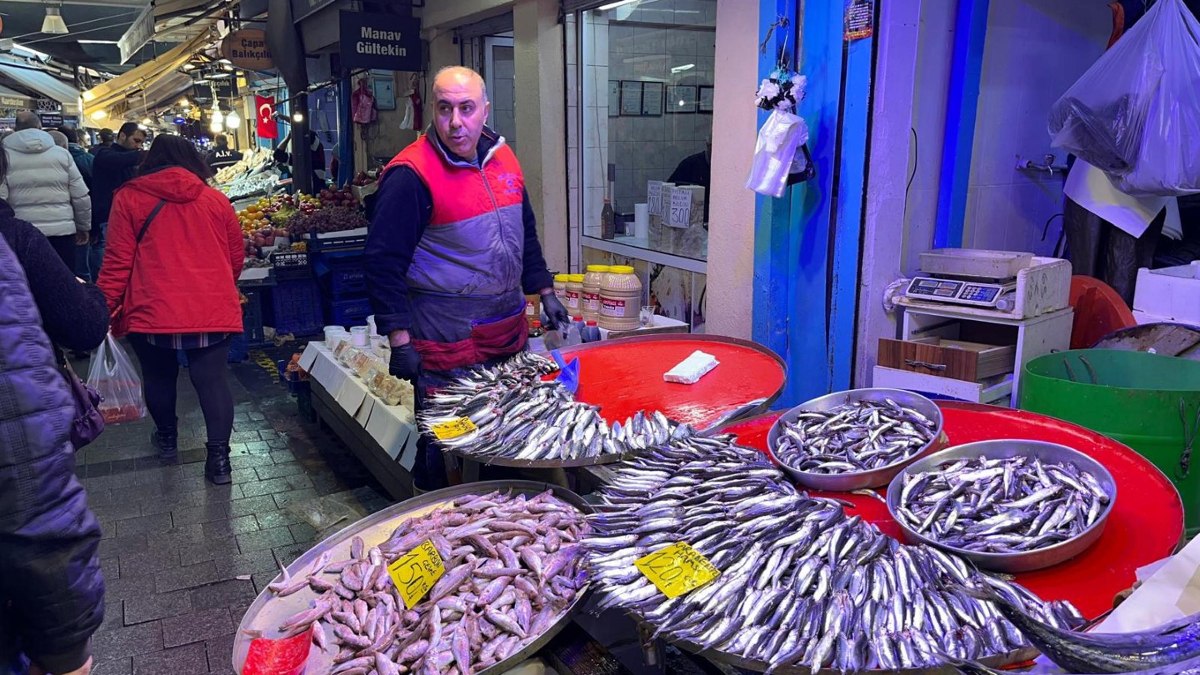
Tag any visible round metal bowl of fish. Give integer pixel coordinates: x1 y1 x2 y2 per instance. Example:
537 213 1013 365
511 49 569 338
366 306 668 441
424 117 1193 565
232 480 593 674
765 388 947 492
886 440 1118 573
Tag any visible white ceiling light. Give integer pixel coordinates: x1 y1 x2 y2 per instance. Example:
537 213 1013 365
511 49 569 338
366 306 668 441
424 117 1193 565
671 63 695 74
225 108 241 129
41 7 69 35
291 111 304 123
598 0 638 10
90 109 107 121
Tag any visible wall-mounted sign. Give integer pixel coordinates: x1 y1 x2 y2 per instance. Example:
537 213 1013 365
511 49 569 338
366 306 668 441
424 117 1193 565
118 3 155 65
339 12 422 71
221 29 273 70
38 112 63 128
844 0 874 41
0 95 30 108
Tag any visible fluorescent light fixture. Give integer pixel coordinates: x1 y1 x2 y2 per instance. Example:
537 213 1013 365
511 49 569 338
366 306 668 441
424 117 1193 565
42 7 69 35
77 40 118 44
182 63 195 71
598 0 637 10
221 63 233 72
90 109 107 121
225 109 241 129
209 72 231 79
671 63 695 73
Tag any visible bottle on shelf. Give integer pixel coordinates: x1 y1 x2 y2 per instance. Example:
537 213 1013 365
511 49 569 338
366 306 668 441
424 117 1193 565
601 198 616 240
582 320 602 343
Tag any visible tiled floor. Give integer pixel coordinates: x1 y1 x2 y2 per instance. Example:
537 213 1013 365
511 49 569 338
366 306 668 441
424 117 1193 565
77 356 392 675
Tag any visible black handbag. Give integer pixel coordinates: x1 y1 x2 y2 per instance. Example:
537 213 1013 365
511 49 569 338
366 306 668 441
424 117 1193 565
61 353 105 450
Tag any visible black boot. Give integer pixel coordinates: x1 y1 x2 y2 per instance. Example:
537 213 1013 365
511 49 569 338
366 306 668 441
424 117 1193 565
150 429 178 461
204 441 232 485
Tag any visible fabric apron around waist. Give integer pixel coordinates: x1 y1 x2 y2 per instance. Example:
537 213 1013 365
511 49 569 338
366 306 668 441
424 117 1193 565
409 288 528 372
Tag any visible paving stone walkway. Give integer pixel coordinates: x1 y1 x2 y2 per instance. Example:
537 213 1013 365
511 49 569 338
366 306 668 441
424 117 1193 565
77 357 391 675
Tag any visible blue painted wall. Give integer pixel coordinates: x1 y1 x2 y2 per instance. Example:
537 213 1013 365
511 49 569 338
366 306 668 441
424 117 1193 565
752 0 874 407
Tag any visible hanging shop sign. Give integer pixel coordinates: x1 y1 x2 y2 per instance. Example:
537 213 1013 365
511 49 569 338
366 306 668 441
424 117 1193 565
38 112 63 128
221 29 274 70
118 3 156 65
339 12 422 71
256 94 278 139
0 95 29 108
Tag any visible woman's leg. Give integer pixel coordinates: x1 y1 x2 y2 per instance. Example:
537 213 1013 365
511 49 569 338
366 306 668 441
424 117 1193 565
127 334 179 434
184 337 234 444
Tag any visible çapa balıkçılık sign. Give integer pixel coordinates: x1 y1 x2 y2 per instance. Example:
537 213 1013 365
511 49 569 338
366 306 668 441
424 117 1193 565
339 12 422 71
221 28 274 70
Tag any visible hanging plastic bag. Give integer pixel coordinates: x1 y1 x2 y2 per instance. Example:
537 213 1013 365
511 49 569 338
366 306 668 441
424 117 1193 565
1048 0 1200 196
87 333 146 424
747 109 809 198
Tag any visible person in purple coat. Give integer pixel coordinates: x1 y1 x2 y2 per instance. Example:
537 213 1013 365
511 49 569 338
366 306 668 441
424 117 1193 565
0 143 109 675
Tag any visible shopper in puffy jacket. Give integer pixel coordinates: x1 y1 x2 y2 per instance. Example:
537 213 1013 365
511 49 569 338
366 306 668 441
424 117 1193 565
0 111 91 268
0 144 108 675
97 134 244 485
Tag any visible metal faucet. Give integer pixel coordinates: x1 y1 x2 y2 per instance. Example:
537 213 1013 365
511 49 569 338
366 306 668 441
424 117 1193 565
1016 153 1068 176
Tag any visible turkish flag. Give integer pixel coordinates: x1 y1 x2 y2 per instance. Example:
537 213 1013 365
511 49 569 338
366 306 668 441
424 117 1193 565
255 95 277 139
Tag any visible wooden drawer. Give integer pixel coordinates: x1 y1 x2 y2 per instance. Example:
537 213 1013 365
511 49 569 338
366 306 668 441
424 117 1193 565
878 337 1015 382
872 365 1013 405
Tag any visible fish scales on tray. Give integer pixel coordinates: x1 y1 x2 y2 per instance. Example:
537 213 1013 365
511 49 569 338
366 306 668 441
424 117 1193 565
896 455 1111 554
419 353 692 463
775 399 937 474
585 436 1083 674
264 490 589 674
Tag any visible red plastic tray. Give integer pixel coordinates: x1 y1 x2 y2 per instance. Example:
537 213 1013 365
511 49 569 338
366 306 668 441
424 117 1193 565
560 336 786 429
720 402 1185 619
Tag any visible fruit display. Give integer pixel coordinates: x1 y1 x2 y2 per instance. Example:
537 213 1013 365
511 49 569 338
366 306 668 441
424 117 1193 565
318 186 357 208
284 205 368 237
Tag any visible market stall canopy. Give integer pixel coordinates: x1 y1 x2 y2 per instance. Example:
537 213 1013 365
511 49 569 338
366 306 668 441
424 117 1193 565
0 58 80 114
123 71 195 119
81 31 209 121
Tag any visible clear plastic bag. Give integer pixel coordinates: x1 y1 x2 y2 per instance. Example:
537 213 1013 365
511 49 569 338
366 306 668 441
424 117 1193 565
87 333 146 424
746 109 809 198
1048 0 1200 196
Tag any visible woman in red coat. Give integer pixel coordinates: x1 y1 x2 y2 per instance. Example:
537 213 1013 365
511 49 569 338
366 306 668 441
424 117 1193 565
97 135 244 485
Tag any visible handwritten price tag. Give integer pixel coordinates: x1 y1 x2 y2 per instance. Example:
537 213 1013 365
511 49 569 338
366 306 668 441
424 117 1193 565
647 181 664 217
666 189 692 228
635 542 719 598
430 417 476 440
388 540 445 609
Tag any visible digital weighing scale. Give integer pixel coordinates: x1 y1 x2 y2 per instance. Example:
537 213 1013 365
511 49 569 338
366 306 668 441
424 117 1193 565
901 249 1031 310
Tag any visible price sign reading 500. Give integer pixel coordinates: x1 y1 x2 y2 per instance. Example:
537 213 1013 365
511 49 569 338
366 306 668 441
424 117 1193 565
635 542 719 598
388 540 445 609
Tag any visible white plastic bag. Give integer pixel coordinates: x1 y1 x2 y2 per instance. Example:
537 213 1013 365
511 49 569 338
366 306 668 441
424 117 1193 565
87 333 146 424
1048 0 1200 196
746 109 809 198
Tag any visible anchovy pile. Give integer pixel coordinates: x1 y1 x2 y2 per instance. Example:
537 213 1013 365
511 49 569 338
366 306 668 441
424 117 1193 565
586 436 1083 673
420 353 692 462
896 455 1112 554
265 490 588 675
773 398 938 474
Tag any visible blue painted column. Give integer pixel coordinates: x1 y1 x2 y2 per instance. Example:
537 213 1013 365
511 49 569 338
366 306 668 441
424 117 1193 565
934 0 989 249
751 0 875 406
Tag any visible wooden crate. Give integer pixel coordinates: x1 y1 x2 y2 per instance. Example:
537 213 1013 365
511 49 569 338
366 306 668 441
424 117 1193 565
878 337 1015 382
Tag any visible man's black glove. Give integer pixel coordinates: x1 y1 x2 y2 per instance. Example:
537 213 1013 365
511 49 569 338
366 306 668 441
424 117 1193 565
389 343 422 381
541 293 570 330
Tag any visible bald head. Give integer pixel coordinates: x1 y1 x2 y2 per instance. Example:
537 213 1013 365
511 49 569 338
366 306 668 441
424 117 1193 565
14 111 41 131
48 130 68 149
431 66 491 161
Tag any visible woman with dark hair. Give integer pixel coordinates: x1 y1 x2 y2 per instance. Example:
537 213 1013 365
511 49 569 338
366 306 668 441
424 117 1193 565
0 126 108 675
97 134 244 485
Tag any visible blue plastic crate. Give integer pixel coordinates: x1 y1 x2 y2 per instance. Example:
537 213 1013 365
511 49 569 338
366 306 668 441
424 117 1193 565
329 262 366 297
272 279 324 336
329 296 371 327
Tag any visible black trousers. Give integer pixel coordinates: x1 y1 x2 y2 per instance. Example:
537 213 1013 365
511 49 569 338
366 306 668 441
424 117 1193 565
128 335 234 444
46 234 76 271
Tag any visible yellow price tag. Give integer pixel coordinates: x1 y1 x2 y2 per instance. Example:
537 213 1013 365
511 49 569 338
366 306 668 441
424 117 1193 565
635 542 720 598
387 540 445 609
431 417 477 441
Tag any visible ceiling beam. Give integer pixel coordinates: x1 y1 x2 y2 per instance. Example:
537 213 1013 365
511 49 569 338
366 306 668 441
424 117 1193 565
0 0 146 6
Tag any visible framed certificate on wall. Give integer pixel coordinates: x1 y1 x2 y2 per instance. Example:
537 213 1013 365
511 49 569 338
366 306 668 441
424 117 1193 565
641 81 664 116
370 70 397 110
667 85 698 113
619 80 642 116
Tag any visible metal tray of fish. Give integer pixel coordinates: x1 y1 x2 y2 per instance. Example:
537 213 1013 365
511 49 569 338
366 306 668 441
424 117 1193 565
232 480 593 674
886 440 1117 573
766 388 948 491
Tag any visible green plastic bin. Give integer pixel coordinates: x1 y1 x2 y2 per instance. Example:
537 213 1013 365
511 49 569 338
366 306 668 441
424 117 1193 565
1019 349 1200 535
